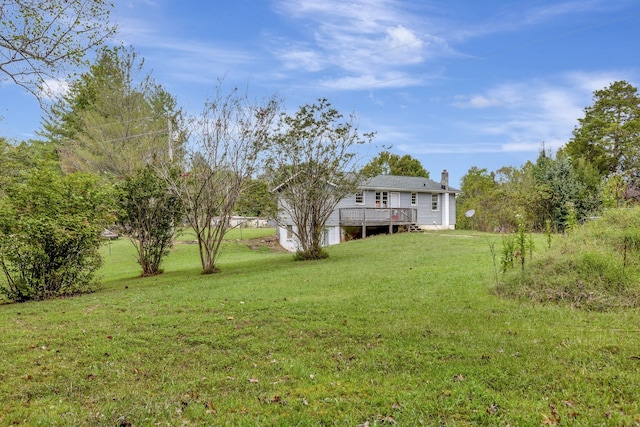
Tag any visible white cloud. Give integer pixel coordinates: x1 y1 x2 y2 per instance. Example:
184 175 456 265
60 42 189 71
566 70 635 94
447 72 637 155
278 47 325 72
39 79 69 101
319 72 423 90
271 0 448 89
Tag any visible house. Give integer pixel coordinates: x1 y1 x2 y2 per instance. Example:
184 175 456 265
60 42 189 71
277 170 459 252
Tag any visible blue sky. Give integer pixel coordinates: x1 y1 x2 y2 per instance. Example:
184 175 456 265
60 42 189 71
2 0 639 188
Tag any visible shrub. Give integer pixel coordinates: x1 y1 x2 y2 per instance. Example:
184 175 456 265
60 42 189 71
294 247 329 261
118 167 183 276
0 171 114 302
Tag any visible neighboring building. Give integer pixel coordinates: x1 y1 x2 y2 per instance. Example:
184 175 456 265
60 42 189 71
276 170 459 252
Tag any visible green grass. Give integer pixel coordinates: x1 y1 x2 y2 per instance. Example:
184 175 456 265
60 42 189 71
2 229 640 425
496 208 640 310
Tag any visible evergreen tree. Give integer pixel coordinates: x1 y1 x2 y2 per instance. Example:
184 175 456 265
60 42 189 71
41 46 185 179
564 80 640 180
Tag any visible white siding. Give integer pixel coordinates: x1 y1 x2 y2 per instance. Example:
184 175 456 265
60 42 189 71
277 224 342 253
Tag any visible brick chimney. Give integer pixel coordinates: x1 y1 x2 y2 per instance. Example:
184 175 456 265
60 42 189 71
441 169 449 190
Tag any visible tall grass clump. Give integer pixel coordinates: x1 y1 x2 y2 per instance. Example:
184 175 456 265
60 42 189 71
495 207 640 310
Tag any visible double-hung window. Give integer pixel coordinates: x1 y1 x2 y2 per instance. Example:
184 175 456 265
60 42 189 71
375 191 388 207
355 191 364 205
431 194 439 211
411 192 418 206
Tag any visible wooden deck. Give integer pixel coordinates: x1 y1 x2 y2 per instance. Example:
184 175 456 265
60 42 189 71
339 207 417 226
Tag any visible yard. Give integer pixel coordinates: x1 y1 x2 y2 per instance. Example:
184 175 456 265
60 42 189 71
1 229 639 425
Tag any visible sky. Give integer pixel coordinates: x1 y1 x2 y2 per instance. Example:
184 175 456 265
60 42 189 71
2 0 640 188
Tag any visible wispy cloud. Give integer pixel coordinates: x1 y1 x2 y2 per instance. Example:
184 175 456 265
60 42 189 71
112 10 261 86
449 0 629 42
270 0 450 89
448 71 632 153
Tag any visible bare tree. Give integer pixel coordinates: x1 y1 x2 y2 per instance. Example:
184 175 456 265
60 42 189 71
268 98 374 260
162 83 280 274
0 0 116 101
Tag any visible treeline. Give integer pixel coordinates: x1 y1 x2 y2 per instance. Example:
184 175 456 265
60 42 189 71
457 81 640 233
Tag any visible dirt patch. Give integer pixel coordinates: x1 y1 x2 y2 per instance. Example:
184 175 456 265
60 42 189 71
244 235 287 252
175 235 286 252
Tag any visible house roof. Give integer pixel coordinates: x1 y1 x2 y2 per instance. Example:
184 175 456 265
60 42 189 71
361 174 460 193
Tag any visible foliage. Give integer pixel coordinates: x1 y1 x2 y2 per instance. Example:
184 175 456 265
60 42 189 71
532 150 599 232
457 150 601 233
162 81 280 274
457 81 640 233
42 46 185 179
0 170 114 301
361 150 429 178
545 218 553 249
563 81 640 182
234 178 277 218
268 98 374 260
118 166 182 276
455 167 498 231
500 234 515 273
0 0 116 101
601 173 627 208
496 207 640 310
0 137 60 190
499 214 535 274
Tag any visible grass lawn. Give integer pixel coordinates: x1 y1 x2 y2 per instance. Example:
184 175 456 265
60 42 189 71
1 229 640 425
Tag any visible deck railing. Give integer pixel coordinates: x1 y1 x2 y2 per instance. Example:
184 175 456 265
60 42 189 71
339 207 417 226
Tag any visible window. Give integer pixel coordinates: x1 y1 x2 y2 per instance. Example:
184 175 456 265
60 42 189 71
355 191 364 205
431 194 439 211
286 225 293 240
375 191 388 207
411 192 418 206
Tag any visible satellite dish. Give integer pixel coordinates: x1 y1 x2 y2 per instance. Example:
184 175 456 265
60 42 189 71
465 209 475 218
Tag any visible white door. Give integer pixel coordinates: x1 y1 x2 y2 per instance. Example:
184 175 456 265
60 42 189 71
390 192 400 208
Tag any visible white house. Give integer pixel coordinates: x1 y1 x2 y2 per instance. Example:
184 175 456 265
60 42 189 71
276 170 459 252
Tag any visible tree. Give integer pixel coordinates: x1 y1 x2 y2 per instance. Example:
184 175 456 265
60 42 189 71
42 46 184 179
161 82 280 274
0 170 114 301
564 81 640 179
531 150 598 232
0 137 60 190
118 166 183 276
361 150 429 178
235 177 277 218
0 0 116 101
456 167 498 231
268 99 374 260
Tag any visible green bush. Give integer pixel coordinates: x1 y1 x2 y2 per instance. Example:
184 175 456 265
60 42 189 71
294 247 329 261
0 171 114 301
118 166 183 276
